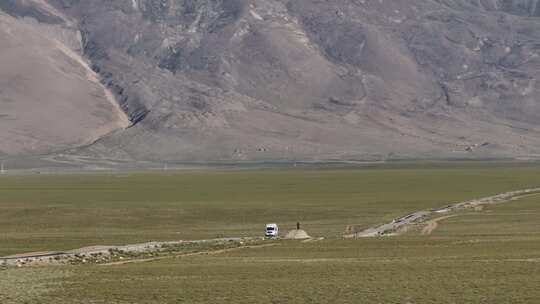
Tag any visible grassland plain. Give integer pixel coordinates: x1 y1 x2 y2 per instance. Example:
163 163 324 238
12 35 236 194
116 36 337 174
2 194 540 303
2 162 540 256
2 162 540 303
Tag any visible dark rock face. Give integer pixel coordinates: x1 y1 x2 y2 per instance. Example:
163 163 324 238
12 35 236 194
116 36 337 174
499 0 540 16
4 0 540 161
0 0 63 23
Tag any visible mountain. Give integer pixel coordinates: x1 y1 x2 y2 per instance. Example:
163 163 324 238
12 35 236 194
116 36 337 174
2 0 540 163
0 0 129 157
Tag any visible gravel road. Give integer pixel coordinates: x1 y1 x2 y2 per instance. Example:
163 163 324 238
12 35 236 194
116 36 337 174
344 188 540 238
0 238 255 266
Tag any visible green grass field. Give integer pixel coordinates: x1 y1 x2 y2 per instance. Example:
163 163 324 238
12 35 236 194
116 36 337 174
2 162 540 303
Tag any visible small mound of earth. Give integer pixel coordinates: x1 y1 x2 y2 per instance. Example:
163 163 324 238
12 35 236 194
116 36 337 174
284 229 311 240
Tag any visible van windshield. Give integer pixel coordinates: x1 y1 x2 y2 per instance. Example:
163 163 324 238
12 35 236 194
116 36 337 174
266 227 275 231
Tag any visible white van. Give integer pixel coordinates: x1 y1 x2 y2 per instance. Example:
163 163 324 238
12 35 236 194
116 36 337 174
265 223 279 237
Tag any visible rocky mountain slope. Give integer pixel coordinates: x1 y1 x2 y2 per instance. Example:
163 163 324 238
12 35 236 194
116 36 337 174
2 0 540 162
0 0 129 157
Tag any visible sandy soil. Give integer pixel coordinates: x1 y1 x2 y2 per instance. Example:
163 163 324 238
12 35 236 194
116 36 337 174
284 229 311 240
421 215 458 235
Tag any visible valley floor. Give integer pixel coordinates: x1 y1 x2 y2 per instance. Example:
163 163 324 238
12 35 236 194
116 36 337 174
1 162 540 303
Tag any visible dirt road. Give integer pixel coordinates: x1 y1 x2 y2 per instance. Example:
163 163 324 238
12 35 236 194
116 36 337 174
0 238 259 267
345 187 540 238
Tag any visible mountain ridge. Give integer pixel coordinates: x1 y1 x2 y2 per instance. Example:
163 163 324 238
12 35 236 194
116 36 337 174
2 0 540 162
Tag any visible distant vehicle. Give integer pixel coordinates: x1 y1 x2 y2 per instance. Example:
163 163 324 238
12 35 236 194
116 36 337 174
265 223 279 237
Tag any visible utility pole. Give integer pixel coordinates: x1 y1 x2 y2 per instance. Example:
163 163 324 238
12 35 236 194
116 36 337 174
0 161 5 175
